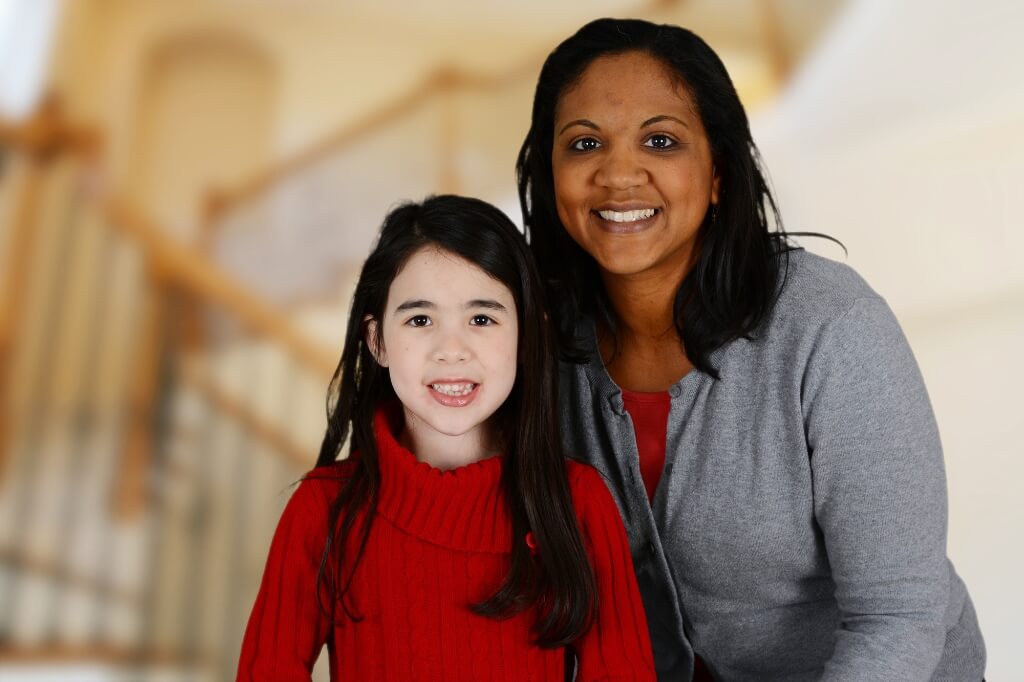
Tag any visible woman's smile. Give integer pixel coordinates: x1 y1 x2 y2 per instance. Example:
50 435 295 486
593 206 662 234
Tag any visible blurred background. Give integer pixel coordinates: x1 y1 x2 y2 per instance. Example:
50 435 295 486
0 0 1020 679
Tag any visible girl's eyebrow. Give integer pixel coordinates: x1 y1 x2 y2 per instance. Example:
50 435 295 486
467 299 508 312
394 299 507 313
395 299 434 313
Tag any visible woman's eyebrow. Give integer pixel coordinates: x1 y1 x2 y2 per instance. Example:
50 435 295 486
558 118 599 136
641 114 688 129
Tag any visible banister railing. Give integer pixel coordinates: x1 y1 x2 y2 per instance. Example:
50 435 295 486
1 105 337 680
203 64 533 226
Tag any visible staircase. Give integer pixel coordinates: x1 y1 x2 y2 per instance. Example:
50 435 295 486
0 111 338 681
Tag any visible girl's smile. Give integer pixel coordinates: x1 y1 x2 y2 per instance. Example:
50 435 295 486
428 380 479 406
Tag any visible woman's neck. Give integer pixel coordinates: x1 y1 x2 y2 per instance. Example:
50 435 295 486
599 269 694 391
601 269 678 340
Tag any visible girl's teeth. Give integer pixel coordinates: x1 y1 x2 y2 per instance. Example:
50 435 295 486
431 383 475 396
598 208 657 222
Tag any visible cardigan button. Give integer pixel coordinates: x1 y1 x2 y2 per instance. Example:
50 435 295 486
668 384 682 398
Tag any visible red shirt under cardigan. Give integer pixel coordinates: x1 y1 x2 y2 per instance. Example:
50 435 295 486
237 408 656 681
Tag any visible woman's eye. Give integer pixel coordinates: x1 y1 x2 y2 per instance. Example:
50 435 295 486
406 315 431 327
470 314 495 326
644 134 677 150
570 137 601 152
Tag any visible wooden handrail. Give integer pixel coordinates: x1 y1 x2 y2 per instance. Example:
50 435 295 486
102 196 338 379
206 0 679 220
205 64 529 220
180 360 314 470
0 544 141 606
0 644 209 666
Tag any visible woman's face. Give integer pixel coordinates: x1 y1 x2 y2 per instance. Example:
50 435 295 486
551 50 719 282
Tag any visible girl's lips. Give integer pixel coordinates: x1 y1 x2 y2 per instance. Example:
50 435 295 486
428 383 480 408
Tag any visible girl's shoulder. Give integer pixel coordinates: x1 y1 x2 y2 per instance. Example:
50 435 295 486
565 459 619 518
289 460 360 516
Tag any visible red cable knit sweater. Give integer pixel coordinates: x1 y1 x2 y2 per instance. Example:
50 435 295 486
237 408 656 681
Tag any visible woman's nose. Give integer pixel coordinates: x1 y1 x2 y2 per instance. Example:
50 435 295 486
594 145 647 190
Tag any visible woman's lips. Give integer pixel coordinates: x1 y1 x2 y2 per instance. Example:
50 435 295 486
428 382 480 407
592 207 660 234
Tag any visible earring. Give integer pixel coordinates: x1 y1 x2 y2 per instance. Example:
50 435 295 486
711 204 719 223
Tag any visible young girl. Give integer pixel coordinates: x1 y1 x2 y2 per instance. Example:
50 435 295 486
236 195 655 681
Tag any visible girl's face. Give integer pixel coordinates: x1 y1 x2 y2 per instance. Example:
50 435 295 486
372 247 518 459
551 50 719 283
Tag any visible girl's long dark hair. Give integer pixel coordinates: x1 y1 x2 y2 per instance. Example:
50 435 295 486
313 194 596 647
518 18 813 376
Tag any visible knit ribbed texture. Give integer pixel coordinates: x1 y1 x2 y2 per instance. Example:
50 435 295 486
237 407 656 681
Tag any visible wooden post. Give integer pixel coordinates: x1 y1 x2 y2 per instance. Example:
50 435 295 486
436 68 460 195
758 0 792 86
0 156 46 479
113 267 170 519
0 98 99 479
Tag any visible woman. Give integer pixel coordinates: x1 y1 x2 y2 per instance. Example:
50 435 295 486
518 18 985 681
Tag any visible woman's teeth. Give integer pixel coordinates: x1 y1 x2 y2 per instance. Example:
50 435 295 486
597 208 657 222
431 383 476 396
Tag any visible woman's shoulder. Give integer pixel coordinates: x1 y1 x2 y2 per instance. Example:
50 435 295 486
771 248 887 328
780 248 880 304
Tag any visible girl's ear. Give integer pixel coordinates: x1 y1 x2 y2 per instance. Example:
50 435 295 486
711 164 721 205
364 316 388 367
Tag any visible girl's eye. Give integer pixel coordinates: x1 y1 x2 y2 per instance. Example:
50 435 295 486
643 134 677 150
470 314 495 326
406 315 431 327
570 137 601 152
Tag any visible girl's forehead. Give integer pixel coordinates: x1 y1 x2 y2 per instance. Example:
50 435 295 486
388 246 514 303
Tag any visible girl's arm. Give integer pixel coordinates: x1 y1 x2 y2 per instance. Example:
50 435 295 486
570 464 657 682
237 477 333 681
804 297 950 681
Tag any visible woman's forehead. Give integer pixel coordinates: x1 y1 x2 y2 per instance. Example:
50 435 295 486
554 51 699 125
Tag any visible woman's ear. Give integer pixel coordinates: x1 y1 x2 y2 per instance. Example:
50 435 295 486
364 316 388 367
711 165 721 205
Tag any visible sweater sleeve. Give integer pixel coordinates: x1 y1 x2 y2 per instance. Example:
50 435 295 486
236 478 333 681
803 297 949 681
571 464 657 682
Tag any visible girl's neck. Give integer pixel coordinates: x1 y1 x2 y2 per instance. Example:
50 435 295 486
397 414 497 471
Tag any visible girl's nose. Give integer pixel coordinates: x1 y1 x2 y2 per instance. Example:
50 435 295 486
594 145 647 190
433 331 470 363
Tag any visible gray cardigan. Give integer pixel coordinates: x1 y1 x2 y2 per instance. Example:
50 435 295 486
559 250 985 681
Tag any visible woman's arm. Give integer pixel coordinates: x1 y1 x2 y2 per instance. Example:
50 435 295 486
236 478 333 681
570 464 657 682
804 296 950 681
